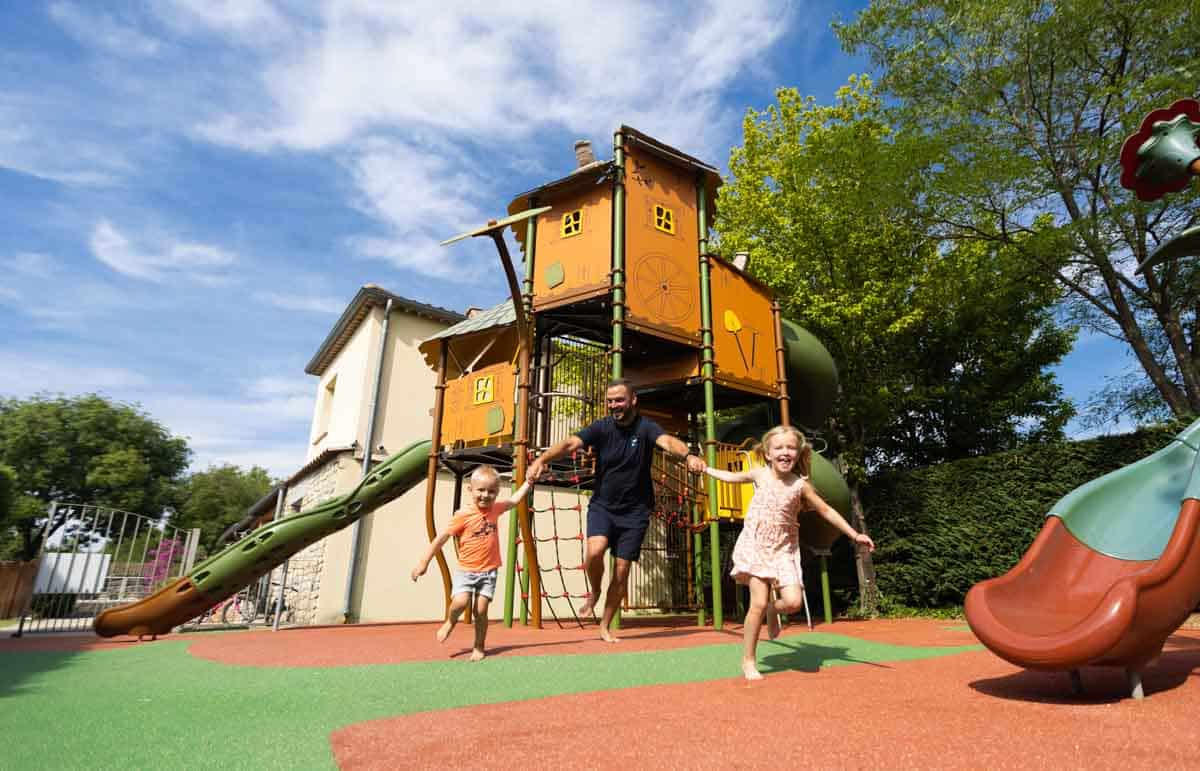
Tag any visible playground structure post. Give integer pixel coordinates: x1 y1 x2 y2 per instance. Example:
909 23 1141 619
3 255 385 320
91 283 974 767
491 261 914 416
611 130 626 378
487 230 541 629
425 340 454 620
696 177 723 629
771 301 791 426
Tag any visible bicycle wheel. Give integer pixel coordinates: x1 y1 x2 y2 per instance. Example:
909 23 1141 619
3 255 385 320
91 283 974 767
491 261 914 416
220 591 258 625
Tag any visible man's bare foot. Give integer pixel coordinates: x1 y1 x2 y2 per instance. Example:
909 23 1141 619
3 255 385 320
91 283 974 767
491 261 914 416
599 627 622 644
469 648 486 662
742 659 764 681
767 611 781 640
436 618 455 643
577 593 599 619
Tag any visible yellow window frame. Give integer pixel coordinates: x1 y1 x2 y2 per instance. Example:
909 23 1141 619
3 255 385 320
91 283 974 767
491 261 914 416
561 209 583 238
472 375 495 405
654 204 675 234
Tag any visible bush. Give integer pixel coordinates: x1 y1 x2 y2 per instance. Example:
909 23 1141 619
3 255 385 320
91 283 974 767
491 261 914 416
30 593 79 618
861 420 1189 609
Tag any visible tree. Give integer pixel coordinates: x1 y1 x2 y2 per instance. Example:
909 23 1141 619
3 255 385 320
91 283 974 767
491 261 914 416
836 0 1200 425
717 77 1074 609
0 394 191 560
172 464 275 554
0 465 13 526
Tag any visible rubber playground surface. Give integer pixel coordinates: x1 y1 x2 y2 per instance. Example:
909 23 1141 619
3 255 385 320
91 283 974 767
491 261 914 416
4 617 1200 769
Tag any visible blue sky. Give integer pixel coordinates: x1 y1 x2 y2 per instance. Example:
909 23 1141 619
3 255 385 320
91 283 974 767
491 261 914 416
0 1 1134 478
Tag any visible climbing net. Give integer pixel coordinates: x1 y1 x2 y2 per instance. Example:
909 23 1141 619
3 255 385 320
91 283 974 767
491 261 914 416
514 447 714 626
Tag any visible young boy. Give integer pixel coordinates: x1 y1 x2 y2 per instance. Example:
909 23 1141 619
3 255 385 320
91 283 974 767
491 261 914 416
411 464 531 661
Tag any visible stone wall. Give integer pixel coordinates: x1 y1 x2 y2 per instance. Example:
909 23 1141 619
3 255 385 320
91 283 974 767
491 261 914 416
279 452 347 626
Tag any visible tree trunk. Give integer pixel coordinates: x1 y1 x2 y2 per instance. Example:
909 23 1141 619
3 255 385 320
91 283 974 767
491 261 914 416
848 483 879 615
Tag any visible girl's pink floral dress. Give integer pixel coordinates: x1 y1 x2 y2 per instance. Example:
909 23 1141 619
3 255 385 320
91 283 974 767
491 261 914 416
730 474 805 587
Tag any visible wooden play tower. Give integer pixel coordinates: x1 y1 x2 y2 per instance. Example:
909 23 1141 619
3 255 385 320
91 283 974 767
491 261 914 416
419 126 849 630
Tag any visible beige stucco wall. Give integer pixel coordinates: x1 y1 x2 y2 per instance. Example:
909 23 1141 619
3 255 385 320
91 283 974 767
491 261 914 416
307 317 374 460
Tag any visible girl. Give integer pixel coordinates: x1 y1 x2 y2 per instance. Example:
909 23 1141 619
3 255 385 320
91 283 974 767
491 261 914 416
702 425 875 680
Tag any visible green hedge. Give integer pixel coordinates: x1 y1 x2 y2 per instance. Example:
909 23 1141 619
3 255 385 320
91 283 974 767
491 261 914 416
860 420 1190 608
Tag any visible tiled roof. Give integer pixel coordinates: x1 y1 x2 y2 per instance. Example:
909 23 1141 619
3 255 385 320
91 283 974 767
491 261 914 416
421 301 516 343
305 285 463 376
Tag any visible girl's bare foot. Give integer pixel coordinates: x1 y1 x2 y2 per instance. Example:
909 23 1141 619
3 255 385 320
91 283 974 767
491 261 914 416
577 593 599 619
436 619 455 643
469 649 486 662
599 627 621 643
741 658 764 681
767 610 781 640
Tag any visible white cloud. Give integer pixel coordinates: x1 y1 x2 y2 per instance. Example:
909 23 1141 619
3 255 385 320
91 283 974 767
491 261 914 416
196 1 789 155
159 0 289 35
4 252 59 278
184 1 790 278
0 352 313 478
252 291 345 314
90 220 237 283
0 353 151 397
48 2 161 58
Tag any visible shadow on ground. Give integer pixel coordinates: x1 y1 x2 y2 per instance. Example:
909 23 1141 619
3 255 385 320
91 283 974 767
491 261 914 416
970 646 1200 704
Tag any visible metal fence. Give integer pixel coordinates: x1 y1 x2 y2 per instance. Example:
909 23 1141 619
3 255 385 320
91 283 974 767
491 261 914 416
534 335 609 449
15 502 200 636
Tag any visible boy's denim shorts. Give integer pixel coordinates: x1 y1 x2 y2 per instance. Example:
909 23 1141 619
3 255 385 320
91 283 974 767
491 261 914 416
451 568 498 599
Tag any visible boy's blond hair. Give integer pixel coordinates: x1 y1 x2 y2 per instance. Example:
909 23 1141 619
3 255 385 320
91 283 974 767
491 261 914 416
759 425 812 479
469 464 500 488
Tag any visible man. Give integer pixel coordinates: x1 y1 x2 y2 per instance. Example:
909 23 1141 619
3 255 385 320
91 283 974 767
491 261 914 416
527 378 706 642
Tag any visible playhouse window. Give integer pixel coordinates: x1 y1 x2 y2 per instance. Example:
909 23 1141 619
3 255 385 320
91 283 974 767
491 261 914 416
561 210 582 238
472 375 495 404
654 205 675 234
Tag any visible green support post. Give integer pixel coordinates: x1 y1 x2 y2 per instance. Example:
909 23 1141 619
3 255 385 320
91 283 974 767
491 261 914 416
696 178 722 629
610 130 627 630
693 501 705 626
817 549 832 624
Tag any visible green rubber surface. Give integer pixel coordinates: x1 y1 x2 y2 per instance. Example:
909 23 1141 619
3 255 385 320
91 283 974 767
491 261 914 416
0 634 975 770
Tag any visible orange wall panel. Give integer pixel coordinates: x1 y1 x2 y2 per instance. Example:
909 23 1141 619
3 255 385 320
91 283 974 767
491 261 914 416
532 184 613 310
709 260 777 395
440 360 515 447
622 150 701 344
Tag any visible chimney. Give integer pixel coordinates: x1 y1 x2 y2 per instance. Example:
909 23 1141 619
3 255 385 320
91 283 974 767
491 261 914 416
732 252 750 271
574 140 595 168
465 306 482 319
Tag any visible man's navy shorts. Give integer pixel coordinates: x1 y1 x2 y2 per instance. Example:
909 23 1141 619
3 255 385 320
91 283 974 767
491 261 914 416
586 503 650 562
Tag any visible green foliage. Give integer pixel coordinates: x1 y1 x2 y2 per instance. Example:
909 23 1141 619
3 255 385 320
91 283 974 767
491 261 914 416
861 420 1187 608
0 394 191 560
172 464 275 553
717 76 1074 479
836 0 1200 423
0 465 13 525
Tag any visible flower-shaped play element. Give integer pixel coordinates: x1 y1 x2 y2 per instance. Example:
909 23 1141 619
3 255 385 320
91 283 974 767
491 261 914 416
1120 98 1200 202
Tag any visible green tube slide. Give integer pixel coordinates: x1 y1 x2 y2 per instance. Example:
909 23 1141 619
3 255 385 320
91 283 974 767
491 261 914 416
95 440 431 638
780 318 838 431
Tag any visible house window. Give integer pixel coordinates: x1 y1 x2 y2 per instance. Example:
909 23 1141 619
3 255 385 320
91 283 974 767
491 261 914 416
314 375 336 443
472 375 495 404
654 204 675 234
561 209 582 238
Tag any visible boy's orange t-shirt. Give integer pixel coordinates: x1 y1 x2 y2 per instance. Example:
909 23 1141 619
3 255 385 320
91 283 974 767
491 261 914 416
447 506 503 572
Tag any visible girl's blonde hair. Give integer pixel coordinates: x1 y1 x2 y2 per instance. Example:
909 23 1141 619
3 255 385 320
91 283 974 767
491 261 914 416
759 425 812 479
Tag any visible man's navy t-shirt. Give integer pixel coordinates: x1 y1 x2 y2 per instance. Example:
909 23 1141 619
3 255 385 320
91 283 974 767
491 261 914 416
576 414 664 521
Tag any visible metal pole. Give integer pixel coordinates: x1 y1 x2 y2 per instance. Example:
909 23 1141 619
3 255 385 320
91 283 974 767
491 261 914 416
341 297 393 623
269 487 289 631
697 178 723 629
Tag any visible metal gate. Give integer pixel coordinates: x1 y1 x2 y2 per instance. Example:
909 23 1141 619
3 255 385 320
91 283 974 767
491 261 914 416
14 502 200 636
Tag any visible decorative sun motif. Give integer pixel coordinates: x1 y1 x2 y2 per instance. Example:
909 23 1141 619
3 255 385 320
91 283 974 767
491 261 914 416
634 253 694 323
